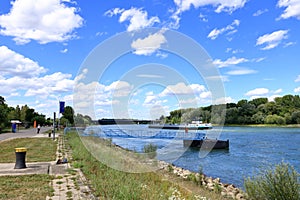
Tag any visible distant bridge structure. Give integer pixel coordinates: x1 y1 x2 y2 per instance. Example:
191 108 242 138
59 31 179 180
98 119 154 125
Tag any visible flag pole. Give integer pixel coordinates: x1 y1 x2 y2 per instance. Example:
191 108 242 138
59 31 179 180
58 101 60 131
53 112 56 140
58 101 65 131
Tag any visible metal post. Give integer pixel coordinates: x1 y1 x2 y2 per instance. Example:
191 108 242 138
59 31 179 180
57 112 60 131
53 112 56 140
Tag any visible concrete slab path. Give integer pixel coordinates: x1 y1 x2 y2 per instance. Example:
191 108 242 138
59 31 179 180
0 126 52 142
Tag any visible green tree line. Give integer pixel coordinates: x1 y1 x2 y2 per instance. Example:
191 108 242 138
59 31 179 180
163 94 300 125
0 96 94 131
0 96 51 130
59 106 94 127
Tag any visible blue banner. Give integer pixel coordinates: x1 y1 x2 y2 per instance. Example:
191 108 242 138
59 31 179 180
59 101 65 113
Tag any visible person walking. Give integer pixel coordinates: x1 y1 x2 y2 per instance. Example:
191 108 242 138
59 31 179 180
37 124 41 134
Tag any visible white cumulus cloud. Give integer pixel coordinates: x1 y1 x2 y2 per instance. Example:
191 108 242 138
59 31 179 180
213 56 248 68
170 0 246 29
277 0 300 20
256 30 289 50
173 0 247 13
215 96 235 104
0 46 47 78
105 7 160 32
160 82 194 96
0 0 83 44
104 81 133 97
245 88 269 96
159 82 211 102
207 19 240 40
294 87 300 93
25 72 74 97
131 30 167 56
253 9 268 16
244 87 283 100
295 75 300 82
226 68 257 75
0 46 75 110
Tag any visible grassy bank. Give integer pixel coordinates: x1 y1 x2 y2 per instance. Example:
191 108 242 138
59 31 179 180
65 131 228 199
0 138 57 163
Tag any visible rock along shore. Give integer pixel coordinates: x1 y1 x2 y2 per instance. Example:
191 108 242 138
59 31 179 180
157 160 247 200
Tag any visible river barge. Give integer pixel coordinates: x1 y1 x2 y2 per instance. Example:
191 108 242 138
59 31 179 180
183 139 229 149
149 121 212 130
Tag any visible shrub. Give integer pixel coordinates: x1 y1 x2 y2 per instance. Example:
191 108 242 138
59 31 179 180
143 143 157 159
264 114 286 125
244 162 300 200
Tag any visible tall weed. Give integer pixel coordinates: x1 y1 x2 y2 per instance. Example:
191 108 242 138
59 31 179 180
244 162 300 200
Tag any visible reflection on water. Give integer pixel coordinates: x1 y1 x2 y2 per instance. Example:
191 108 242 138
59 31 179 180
83 125 300 188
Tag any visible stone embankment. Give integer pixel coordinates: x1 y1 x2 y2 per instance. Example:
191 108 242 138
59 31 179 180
158 161 247 200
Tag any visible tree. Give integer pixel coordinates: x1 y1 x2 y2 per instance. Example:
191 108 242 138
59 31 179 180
264 114 285 125
264 102 280 115
249 97 268 107
284 113 293 124
225 107 239 124
251 112 265 124
0 96 5 105
0 100 8 129
25 108 36 123
32 115 46 126
7 107 16 120
238 102 256 116
83 115 93 124
20 105 29 122
237 99 248 107
157 115 166 123
62 106 74 124
15 105 21 120
291 111 300 124
59 117 69 127
169 109 183 120
294 95 300 108
226 103 237 109
45 117 52 126
74 113 84 126
282 94 295 107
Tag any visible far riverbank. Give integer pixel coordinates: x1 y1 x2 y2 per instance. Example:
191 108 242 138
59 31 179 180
218 124 300 128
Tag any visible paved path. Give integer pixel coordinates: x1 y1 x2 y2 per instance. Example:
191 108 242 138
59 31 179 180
0 126 53 142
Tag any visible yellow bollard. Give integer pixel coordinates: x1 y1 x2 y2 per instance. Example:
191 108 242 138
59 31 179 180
14 148 27 169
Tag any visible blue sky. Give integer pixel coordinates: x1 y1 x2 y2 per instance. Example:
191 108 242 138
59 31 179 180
1 0 300 120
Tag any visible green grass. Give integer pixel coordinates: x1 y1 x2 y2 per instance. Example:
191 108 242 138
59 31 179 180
65 131 228 200
0 174 54 200
0 138 57 163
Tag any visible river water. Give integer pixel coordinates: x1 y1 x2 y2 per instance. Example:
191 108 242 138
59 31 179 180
84 125 300 188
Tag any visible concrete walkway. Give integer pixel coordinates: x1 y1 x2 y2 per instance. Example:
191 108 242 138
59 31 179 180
0 126 52 142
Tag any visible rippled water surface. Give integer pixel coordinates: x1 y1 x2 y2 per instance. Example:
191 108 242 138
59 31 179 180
85 125 300 188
